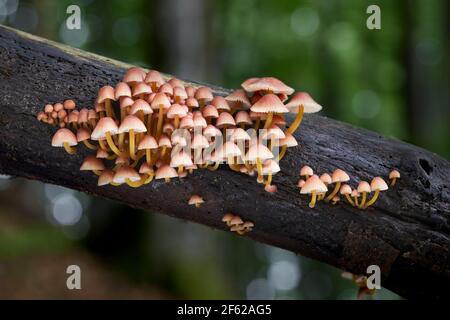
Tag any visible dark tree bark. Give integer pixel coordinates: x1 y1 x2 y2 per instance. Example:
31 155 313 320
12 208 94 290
0 25 449 299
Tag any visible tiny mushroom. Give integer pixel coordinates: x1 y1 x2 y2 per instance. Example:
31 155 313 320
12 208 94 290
51 128 78 154
325 169 350 202
357 181 371 209
339 184 354 206
80 155 105 176
250 93 289 130
364 177 389 209
389 170 400 186
300 165 314 179
155 164 178 183
222 213 235 227
300 175 328 208
285 92 322 135
188 195 204 208
118 115 147 160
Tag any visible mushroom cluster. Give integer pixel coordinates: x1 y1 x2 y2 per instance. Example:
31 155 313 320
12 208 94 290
298 166 399 209
38 68 322 190
222 213 254 235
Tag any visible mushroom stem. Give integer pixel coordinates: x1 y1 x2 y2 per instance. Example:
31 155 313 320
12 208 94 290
120 109 126 121
129 130 137 160
228 156 240 172
178 165 184 175
256 158 263 183
146 149 152 165
161 146 167 158
254 118 261 131
99 139 108 151
63 142 76 155
105 100 115 119
359 192 367 209
240 123 245 129
325 182 341 202
263 112 273 129
147 114 153 133
164 177 171 183
174 115 180 129
144 173 154 184
265 172 273 186
93 170 102 176
286 105 304 135
309 191 317 208
82 140 97 150
364 190 380 209
126 177 146 188
390 178 397 187
275 145 287 162
105 132 121 156
209 162 220 171
156 106 164 138
344 194 355 206
118 133 125 150
354 196 359 207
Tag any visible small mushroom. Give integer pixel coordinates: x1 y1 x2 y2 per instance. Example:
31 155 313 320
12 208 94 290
389 170 400 186
285 92 322 135
351 189 360 207
80 155 105 176
264 184 278 193
339 184 354 206
51 128 77 154
319 173 332 200
357 181 371 209
118 115 147 160
188 195 204 208
91 117 120 156
331 195 340 205
151 93 171 138
246 143 274 183
300 175 328 208
155 164 178 183
364 177 389 209
325 169 350 202
250 94 289 130
299 165 313 180
222 213 235 227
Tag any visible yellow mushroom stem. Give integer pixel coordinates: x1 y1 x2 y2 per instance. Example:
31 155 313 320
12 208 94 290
364 189 380 209
105 132 121 156
63 142 76 154
309 191 318 208
178 165 184 175
263 112 273 129
325 182 341 202
93 170 102 176
110 182 121 186
265 172 273 186
359 192 367 209
286 105 304 135
254 118 261 131
156 106 164 137
145 149 152 165
222 124 227 136
390 178 397 187
126 177 146 188
144 173 154 184
209 162 220 171
82 140 97 150
129 130 138 160
228 156 241 172
120 109 127 121
318 193 325 200
275 145 287 162
354 195 359 207
164 177 171 183
147 114 153 132
99 139 108 151
105 100 115 119
256 158 264 183
174 115 180 129
344 194 355 206
240 123 245 129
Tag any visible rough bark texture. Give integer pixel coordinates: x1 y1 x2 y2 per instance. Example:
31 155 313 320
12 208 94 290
0 25 449 299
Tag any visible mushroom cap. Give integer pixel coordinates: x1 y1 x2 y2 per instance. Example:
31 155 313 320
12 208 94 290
118 115 147 134
230 128 251 141
246 143 274 162
300 165 314 177
158 135 172 148
235 111 252 125
115 154 130 165
78 108 89 124
63 100 76 110
132 82 152 97
80 155 105 171
389 170 400 179
230 225 245 232
188 195 204 205
297 179 305 188
123 67 146 84
185 86 196 97
139 162 154 174
277 133 298 147
340 184 352 195
300 175 328 194
222 213 235 222
351 190 360 197
54 103 64 112
98 169 115 186
170 150 194 167
179 116 194 129
97 85 116 103
264 184 278 193
130 99 153 115
158 83 174 96
192 134 209 149
357 181 371 193
370 177 389 191
230 216 243 226
186 97 199 108
76 127 91 142
203 124 222 138
151 93 171 109
203 105 219 119
195 86 213 102
44 104 54 113
242 77 294 95
261 124 285 140
173 86 188 100
91 117 119 140
216 112 236 127
115 82 132 99
68 111 79 123
285 92 322 113
163 122 175 135
218 141 242 158
243 221 255 228
155 165 178 180
226 89 251 109
144 70 164 86
167 103 187 119
262 159 281 175
88 109 98 120
320 173 332 185
96 148 109 159
211 96 230 111
331 169 350 183
52 128 77 147
166 78 183 88
113 167 141 184
250 94 289 114
138 135 158 150
193 113 207 129
119 96 134 109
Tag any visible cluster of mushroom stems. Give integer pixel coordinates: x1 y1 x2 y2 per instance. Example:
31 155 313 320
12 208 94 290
222 214 254 235
298 166 400 209
39 67 323 190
